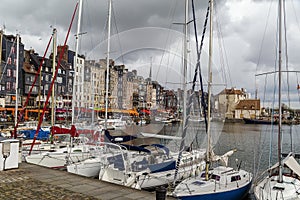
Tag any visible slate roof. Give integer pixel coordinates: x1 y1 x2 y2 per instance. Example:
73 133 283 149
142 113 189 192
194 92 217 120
235 99 260 110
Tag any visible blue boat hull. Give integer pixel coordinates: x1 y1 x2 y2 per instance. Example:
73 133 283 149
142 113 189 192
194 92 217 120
178 181 252 200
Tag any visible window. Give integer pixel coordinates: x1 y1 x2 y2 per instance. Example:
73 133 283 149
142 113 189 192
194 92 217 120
231 175 241 182
7 69 11 77
211 174 220 181
7 57 12 64
10 47 15 54
57 77 62 84
6 82 11 90
32 86 37 93
13 70 16 77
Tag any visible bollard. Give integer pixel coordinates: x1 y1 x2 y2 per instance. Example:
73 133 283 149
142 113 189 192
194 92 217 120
156 186 166 200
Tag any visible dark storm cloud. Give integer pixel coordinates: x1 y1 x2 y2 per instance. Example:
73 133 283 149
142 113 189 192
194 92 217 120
1 0 300 107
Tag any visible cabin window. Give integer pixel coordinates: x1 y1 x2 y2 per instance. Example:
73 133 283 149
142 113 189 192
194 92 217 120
273 186 285 191
200 173 220 181
231 175 241 182
211 174 220 181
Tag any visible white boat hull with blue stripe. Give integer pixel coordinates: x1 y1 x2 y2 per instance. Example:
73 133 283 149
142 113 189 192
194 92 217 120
172 166 252 200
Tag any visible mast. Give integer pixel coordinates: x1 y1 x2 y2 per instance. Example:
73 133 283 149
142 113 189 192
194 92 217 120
104 0 112 130
91 72 95 125
72 0 83 125
51 28 57 127
278 0 283 183
173 0 189 185
14 34 19 128
205 0 213 180
182 0 188 125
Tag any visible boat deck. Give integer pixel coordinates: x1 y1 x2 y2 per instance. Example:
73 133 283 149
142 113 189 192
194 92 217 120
0 162 176 200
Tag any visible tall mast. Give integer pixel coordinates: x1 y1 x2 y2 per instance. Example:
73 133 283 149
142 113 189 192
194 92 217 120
14 34 19 128
173 0 189 185
72 0 83 125
104 0 112 130
278 0 283 183
205 0 213 180
51 28 57 127
182 0 189 125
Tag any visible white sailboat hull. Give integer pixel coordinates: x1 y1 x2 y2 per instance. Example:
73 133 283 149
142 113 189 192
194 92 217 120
67 157 103 177
137 161 205 190
25 145 93 169
25 151 92 169
254 175 300 200
172 166 252 200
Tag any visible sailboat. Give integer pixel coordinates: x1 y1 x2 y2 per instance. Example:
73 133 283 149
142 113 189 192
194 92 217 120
253 0 300 199
68 0 116 177
172 0 252 199
86 0 206 189
25 2 99 168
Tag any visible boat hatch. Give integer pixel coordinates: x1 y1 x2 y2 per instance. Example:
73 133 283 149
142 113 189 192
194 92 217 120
192 181 205 186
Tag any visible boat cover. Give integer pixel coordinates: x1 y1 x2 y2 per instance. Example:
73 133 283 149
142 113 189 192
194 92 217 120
269 152 300 177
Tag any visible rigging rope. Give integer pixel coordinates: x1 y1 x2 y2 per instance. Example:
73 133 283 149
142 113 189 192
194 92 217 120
12 36 53 138
173 0 210 185
214 1 232 87
283 0 294 153
254 1 274 100
29 2 79 155
155 0 178 83
111 2 125 65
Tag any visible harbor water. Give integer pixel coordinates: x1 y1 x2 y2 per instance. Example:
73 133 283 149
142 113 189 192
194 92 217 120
127 121 300 199
78 120 300 199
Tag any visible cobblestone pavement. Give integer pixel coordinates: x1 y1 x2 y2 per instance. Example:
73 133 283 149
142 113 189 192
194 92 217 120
0 168 97 200
0 163 175 200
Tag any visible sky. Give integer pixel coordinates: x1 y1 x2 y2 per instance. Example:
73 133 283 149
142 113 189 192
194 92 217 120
1 0 300 108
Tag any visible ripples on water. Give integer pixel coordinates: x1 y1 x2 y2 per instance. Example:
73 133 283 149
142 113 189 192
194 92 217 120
116 122 300 199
